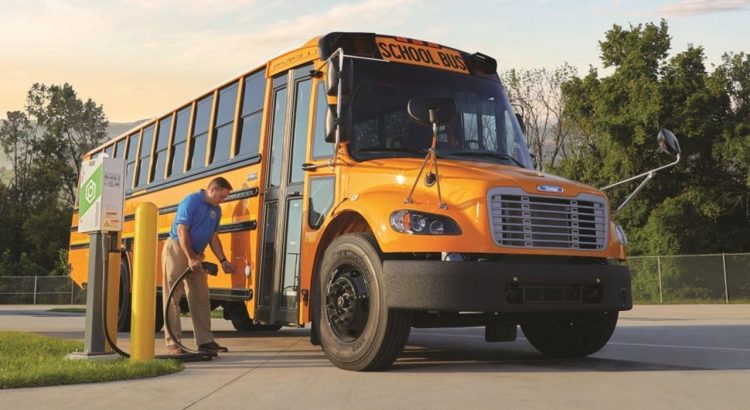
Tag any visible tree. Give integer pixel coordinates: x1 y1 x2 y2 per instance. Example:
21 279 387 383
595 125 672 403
557 20 750 255
502 64 578 170
25 83 109 207
0 83 108 275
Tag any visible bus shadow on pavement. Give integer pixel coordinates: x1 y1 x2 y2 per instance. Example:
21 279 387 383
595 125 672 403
392 324 750 373
392 347 703 373
213 329 309 339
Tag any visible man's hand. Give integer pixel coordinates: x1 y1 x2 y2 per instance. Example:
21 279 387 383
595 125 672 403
188 254 205 272
221 260 235 274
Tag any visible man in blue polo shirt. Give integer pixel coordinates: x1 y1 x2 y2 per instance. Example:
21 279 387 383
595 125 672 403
163 177 235 354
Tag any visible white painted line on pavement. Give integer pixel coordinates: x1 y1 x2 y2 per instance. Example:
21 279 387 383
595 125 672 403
606 342 750 352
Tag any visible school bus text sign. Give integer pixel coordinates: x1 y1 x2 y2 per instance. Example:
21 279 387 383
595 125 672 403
375 36 469 74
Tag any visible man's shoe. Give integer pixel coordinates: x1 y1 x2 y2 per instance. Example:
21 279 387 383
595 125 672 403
198 341 229 353
166 345 185 355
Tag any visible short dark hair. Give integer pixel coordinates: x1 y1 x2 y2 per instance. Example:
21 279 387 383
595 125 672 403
208 177 233 191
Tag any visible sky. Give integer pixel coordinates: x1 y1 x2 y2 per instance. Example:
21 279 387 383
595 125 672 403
0 0 748 123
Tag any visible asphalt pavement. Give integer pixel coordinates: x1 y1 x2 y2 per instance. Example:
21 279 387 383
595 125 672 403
1 304 749 409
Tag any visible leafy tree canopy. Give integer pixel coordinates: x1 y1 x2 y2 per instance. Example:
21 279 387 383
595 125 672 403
557 20 750 255
0 83 107 275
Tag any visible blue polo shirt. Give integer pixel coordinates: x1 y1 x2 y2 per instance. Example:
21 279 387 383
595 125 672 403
169 190 221 254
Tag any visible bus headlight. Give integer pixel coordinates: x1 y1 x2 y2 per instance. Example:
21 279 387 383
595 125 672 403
615 224 628 245
390 210 461 235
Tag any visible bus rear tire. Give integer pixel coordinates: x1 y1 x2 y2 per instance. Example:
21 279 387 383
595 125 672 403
521 311 618 358
117 257 165 333
318 233 411 371
117 258 131 332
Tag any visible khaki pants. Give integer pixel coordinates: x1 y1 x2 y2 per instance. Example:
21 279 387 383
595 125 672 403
162 238 214 347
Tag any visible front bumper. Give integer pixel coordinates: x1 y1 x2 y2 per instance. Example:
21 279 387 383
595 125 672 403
383 260 632 312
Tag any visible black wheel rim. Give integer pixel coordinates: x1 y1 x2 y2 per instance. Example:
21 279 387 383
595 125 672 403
325 264 369 342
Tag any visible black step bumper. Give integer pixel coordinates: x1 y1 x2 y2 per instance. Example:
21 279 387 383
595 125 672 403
383 260 631 312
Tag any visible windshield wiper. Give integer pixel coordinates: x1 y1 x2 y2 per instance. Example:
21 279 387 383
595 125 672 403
357 148 428 156
445 151 526 168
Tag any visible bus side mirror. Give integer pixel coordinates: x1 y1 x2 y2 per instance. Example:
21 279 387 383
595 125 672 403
326 59 352 97
326 60 339 97
324 58 353 144
325 104 351 143
657 128 681 156
325 105 337 143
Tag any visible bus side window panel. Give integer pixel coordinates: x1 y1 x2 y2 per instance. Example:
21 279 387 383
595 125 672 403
168 106 192 178
136 123 155 187
189 95 213 172
125 132 140 190
211 81 238 165
236 70 266 158
152 115 172 184
115 138 127 159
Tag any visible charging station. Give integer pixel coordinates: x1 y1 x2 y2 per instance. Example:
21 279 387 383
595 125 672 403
69 155 125 359
78 156 125 233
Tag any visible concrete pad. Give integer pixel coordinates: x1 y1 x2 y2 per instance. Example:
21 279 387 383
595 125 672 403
1 304 749 409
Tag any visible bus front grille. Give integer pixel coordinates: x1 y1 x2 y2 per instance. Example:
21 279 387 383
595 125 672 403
488 188 608 250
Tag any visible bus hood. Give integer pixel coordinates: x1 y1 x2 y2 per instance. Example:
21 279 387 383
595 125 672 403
345 157 606 204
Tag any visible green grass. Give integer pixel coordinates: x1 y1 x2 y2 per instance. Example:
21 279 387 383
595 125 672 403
50 307 226 318
182 309 225 319
0 331 183 389
48 307 86 314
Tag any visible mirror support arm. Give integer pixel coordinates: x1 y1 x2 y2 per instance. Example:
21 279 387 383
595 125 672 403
330 48 345 169
601 154 680 191
601 154 681 216
614 171 654 216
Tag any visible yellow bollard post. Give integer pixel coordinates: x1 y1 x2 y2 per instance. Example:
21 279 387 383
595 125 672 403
131 202 157 361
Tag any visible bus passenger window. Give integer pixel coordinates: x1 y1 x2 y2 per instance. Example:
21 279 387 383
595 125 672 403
169 106 190 178
311 81 334 159
104 144 114 158
189 95 212 171
309 177 334 229
115 139 126 159
136 124 155 187
211 82 237 165
236 71 265 156
152 116 171 183
125 132 140 190
289 78 311 184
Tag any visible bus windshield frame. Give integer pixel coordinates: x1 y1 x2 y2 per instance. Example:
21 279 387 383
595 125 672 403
346 59 534 169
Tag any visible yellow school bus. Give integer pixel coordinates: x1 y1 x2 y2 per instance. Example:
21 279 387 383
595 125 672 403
69 32 635 371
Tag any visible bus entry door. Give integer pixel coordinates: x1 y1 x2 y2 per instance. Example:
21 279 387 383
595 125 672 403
256 65 312 325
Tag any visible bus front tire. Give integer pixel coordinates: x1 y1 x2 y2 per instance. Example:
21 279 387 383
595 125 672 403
318 233 411 371
521 311 618 358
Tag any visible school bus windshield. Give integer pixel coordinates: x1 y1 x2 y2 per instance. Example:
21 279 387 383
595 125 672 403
347 59 534 169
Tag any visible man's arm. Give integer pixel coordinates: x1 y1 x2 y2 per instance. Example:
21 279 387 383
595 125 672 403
177 224 204 271
209 233 235 274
